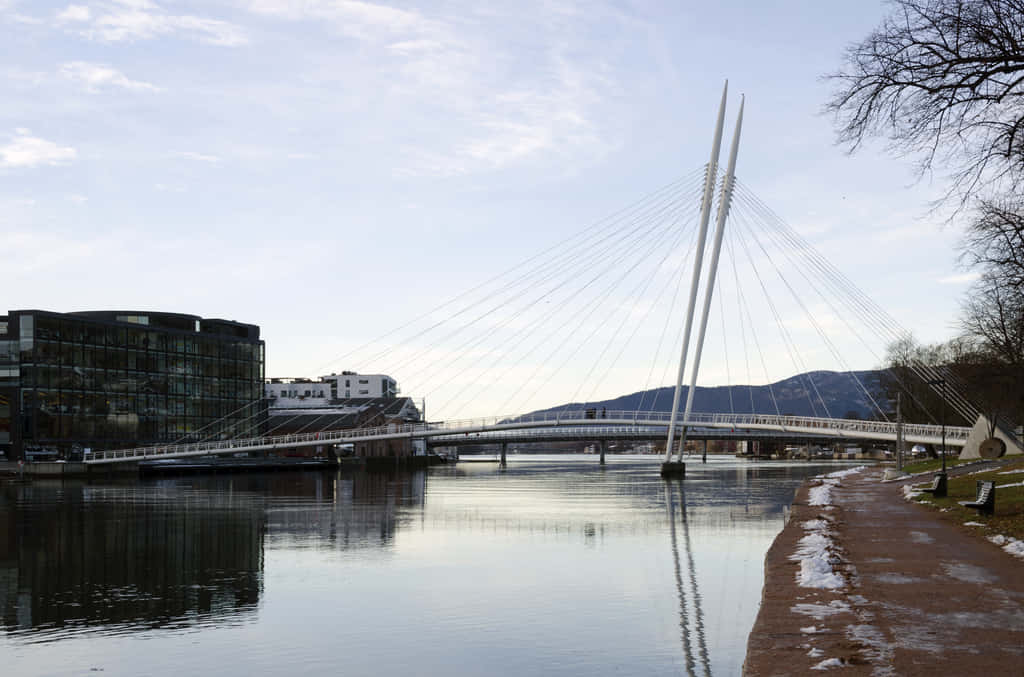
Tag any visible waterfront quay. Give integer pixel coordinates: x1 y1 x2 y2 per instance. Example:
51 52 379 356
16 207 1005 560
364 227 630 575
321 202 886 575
744 463 1024 675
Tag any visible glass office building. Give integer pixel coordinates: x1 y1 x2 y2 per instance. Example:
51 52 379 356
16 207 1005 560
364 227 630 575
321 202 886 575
0 310 265 461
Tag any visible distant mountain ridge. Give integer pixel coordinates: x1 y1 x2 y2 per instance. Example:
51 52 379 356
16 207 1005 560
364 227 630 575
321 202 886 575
529 370 888 420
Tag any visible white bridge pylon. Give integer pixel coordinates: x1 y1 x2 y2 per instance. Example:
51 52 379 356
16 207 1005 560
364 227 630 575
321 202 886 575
84 411 969 465
666 81 744 465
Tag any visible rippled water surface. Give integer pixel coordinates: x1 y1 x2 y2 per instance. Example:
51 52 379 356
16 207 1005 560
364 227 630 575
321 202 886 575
1 456 849 676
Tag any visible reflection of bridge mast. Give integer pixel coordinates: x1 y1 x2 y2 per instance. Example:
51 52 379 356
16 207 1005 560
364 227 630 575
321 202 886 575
664 480 712 676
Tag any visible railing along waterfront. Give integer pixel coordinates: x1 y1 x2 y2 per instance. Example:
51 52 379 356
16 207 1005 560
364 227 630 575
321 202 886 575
83 410 971 464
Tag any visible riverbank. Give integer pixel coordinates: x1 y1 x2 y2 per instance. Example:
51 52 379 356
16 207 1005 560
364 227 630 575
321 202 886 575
743 464 1024 675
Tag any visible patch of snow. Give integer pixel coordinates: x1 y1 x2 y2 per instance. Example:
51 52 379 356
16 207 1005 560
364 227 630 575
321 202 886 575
808 481 836 506
996 481 1024 489
807 467 865 506
909 531 933 544
795 549 845 589
800 625 819 633
963 522 985 527
940 562 997 584
988 534 1024 559
826 466 865 479
802 519 829 530
792 507 846 589
997 468 1024 475
810 657 845 670
792 600 851 620
807 648 824 658
902 485 923 500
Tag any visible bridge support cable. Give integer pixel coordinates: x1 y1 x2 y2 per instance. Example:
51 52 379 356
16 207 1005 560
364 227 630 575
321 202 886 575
556 190 716 417
665 81 731 464
730 192 895 422
726 233 757 414
252 169 701 437
569 206 707 415
636 216 696 414
310 172 700 378
432 178 708 420
676 97 744 462
733 180 981 426
442 207 695 421
338 170 701 369
326 169 706 426
500 198 705 417
723 233 783 420
717 272 736 416
727 196 833 421
730 189 893 416
392 175 705 385
730 204 889 422
730 183 945 422
402 176 707 415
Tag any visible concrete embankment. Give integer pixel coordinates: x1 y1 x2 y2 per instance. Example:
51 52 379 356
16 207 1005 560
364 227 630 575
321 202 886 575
744 466 1024 675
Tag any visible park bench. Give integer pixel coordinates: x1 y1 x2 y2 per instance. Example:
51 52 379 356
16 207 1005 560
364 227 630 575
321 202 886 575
920 473 947 497
960 480 995 516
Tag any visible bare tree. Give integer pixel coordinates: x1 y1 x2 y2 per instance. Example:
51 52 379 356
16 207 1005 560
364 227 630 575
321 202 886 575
960 272 1024 367
961 197 1024 288
826 0 1024 203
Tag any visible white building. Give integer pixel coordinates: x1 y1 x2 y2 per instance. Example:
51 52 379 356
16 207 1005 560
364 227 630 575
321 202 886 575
320 371 398 400
265 372 399 407
265 378 332 408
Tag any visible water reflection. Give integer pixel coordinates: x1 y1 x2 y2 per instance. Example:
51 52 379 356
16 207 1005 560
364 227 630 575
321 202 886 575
666 479 712 677
0 470 427 638
0 483 265 636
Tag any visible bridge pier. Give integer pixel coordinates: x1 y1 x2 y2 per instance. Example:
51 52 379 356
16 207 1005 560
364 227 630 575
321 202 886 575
599 440 606 466
660 461 686 477
500 442 507 467
702 439 707 464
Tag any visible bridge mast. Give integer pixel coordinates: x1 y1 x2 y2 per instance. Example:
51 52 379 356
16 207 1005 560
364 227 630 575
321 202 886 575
663 82 729 465
676 97 744 461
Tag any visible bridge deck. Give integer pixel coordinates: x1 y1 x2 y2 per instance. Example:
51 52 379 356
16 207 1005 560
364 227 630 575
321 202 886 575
83 411 969 465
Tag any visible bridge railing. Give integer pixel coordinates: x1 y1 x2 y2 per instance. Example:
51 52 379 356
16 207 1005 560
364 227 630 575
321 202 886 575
85 409 970 463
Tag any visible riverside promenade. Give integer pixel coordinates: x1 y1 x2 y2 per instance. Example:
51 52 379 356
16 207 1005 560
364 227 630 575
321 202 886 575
744 465 1024 675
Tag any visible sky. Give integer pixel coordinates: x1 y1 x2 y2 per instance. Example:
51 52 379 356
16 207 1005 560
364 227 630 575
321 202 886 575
0 0 975 419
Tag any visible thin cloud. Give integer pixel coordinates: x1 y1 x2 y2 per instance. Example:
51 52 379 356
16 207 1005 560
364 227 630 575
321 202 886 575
56 4 90 22
242 1 617 177
171 151 222 164
60 61 161 92
0 129 76 168
60 1 247 46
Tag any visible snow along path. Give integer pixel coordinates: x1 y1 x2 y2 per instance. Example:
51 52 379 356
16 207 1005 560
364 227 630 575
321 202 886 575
744 467 1024 676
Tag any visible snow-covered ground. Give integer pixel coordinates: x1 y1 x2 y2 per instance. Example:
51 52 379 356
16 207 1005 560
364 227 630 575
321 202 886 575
790 468 865 589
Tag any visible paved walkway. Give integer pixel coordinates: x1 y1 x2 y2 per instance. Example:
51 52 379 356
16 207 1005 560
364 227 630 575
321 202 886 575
744 466 1024 675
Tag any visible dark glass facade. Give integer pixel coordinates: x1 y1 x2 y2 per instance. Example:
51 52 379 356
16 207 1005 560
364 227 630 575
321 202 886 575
0 310 265 460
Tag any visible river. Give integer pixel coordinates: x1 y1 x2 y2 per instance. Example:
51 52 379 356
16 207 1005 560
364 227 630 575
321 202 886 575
1 455 850 676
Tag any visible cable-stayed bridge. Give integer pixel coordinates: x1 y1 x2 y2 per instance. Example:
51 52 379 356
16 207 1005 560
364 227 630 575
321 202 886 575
84 410 969 465
84 83 991 468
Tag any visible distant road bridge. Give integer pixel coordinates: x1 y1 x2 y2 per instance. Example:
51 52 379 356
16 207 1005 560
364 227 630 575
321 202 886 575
83 410 969 465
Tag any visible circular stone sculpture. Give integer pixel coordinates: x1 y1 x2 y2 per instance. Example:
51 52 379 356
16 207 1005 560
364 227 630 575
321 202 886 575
979 437 1006 459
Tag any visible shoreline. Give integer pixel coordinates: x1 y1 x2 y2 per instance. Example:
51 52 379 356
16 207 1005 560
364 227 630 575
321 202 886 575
743 464 1024 675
